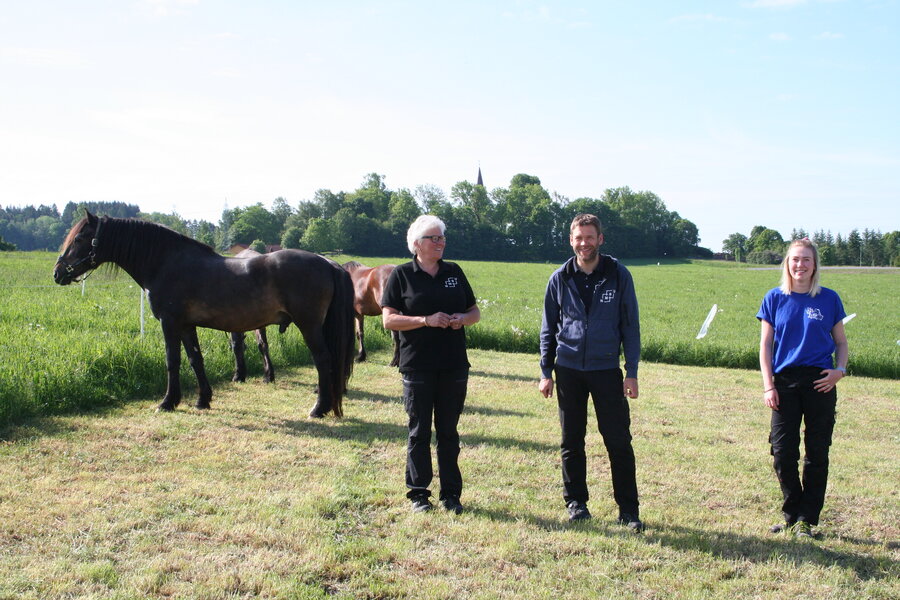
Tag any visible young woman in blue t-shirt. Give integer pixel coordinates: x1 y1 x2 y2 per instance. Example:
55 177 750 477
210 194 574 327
757 238 849 539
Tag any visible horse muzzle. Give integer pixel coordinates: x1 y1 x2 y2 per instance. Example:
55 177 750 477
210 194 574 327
53 262 73 285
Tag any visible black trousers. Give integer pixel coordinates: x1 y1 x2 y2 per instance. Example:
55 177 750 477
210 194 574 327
770 366 837 526
555 365 639 515
402 368 468 500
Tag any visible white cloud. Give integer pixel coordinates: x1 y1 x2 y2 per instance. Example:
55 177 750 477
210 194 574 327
747 0 809 7
0 47 85 68
139 0 199 18
769 32 792 41
670 14 731 23
815 31 845 40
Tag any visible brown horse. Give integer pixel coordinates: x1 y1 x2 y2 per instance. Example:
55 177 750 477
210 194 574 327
54 212 355 417
342 261 399 366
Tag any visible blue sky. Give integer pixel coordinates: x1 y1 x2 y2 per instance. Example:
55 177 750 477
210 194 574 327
1 0 897 251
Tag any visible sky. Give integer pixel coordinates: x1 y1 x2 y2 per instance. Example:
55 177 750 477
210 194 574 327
1 0 898 252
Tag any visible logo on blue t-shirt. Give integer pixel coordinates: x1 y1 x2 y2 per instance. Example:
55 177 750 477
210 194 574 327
805 307 824 321
444 277 458 288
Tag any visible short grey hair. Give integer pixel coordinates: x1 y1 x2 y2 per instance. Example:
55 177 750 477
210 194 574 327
406 215 446 256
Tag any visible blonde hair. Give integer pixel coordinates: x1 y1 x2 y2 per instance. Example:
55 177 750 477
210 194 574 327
406 215 446 256
779 238 821 297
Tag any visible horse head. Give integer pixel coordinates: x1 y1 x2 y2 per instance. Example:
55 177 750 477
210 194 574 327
54 211 102 285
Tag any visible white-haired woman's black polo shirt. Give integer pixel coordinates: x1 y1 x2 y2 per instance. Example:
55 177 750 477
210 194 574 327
381 257 477 373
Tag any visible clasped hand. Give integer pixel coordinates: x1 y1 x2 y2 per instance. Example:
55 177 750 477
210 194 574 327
427 312 466 330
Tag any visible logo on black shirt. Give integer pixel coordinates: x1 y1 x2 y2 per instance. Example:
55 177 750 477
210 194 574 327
445 277 458 288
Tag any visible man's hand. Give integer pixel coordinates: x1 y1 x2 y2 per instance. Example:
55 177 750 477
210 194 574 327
624 377 639 399
539 377 554 398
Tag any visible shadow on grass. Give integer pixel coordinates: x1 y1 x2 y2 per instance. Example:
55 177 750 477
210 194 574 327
471 507 898 583
469 369 536 383
647 523 897 582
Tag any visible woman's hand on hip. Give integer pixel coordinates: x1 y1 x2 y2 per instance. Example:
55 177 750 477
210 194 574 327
813 369 843 393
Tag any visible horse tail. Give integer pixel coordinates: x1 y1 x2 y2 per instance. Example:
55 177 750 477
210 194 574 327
323 263 356 416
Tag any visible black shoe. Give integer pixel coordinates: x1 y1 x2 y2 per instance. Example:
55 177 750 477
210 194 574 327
410 495 432 513
618 513 645 532
441 495 464 515
566 501 591 522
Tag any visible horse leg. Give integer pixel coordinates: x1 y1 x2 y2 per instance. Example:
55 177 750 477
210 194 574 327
256 327 275 383
389 330 400 367
182 328 213 409
230 332 247 382
158 323 183 411
355 314 367 363
299 326 334 418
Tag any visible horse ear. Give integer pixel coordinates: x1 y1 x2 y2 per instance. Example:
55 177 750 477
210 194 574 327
85 209 98 223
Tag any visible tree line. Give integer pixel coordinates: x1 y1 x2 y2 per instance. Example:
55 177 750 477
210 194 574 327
2 172 895 265
1 173 703 261
722 225 900 267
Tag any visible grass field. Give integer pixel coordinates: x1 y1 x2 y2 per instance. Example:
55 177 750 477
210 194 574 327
1 252 897 427
0 348 897 599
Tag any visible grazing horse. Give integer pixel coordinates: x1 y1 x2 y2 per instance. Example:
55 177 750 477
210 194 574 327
229 248 278 384
342 260 399 366
54 212 355 417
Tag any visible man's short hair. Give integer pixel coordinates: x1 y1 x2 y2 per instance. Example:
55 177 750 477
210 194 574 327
570 214 602 236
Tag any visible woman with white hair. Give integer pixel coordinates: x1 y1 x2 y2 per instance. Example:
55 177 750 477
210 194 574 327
381 215 481 514
757 238 849 540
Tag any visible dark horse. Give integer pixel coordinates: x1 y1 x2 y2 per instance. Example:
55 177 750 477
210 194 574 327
54 212 355 417
342 260 399 366
229 248 278 384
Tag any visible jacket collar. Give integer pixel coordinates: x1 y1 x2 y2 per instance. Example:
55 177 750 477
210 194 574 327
563 254 616 279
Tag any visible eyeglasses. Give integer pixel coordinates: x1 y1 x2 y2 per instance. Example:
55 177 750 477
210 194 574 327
419 235 446 244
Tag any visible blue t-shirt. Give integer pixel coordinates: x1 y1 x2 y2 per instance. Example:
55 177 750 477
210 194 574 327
756 287 846 373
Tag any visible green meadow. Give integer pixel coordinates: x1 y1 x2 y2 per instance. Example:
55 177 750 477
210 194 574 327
1 252 897 426
0 348 897 599
0 252 898 599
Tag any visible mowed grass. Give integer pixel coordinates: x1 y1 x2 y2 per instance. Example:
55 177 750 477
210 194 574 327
0 348 897 599
1 252 897 426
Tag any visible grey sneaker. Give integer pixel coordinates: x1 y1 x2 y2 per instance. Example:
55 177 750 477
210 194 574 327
770 522 792 534
793 520 813 539
566 501 591 521
410 495 432 513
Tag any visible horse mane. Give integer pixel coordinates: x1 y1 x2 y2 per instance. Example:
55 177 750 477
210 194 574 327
60 217 87 252
342 260 366 273
100 217 218 271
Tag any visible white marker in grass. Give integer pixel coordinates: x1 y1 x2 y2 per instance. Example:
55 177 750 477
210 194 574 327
842 313 856 324
696 304 718 339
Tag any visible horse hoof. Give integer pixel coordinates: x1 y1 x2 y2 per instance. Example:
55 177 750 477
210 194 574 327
308 408 327 418
156 404 175 412
196 402 211 410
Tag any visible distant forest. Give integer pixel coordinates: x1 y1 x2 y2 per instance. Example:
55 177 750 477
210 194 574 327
1 173 897 266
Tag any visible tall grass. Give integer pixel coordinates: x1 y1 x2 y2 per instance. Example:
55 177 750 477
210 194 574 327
1 252 896 427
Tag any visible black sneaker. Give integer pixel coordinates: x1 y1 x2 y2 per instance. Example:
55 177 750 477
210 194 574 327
410 495 432 513
566 501 591 522
441 496 464 514
617 513 645 532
